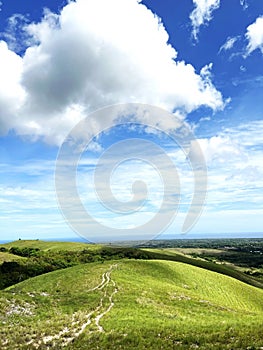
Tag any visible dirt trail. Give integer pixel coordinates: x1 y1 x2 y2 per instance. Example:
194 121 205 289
94 277 118 332
35 264 118 348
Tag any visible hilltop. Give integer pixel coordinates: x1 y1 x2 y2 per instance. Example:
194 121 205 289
0 239 263 349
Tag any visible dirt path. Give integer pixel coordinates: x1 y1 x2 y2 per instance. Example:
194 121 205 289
35 264 118 348
94 277 118 332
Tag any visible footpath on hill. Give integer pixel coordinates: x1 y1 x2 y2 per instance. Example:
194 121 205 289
28 264 118 349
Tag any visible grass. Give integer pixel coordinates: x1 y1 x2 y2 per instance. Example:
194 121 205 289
0 240 102 252
144 248 263 289
75 260 263 349
0 252 26 263
1 239 262 290
0 261 113 349
1 259 263 349
163 247 227 256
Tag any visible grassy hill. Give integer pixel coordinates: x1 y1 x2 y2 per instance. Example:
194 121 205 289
1 259 263 349
144 248 263 289
0 239 100 252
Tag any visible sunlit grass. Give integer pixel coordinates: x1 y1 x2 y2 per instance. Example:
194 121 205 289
0 252 26 263
1 259 263 349
0 240 101 252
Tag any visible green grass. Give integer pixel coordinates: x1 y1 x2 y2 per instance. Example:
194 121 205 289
0 252 26 263
1 240 262 289
1 259 263 349
0 261 113 349
144 248 263 289
0 240 101 252
91 260 263 350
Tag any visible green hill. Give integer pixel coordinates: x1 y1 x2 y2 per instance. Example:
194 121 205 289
0 239 99 252
1 239 262 290
144 248 263 289
1 259 263 349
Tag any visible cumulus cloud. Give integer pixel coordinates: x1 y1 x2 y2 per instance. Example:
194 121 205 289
245 16 263 56
0 41 25 134
0 0 224 145
190 0 220 41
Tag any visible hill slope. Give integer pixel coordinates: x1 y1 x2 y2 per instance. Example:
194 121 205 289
1 239 262 290
1 259 263 349
0 240 98 252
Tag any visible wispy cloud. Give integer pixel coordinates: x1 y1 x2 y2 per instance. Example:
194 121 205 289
189 120 263 216
240 0 248 10
0 13 30 53
219 36 239 53
190 0 220 41
1 118 263 239
0 159 74 240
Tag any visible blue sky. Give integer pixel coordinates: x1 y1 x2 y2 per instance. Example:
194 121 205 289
0 0 263 242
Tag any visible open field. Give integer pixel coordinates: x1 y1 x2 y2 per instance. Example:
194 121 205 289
0 239 263 349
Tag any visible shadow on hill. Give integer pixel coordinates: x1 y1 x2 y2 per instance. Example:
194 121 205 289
0 242 262 290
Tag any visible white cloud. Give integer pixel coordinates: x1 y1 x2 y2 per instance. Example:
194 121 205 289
192 135 246 166
0 41 25 134
190 0 220 41
0 160 72 240
245 16 263 56
219 36 239 53
2 119 263 239
0 0 224 145
188 120 263 216
240 0 248 10
223 120 263 147
240 65 246 72
193 120 263 169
